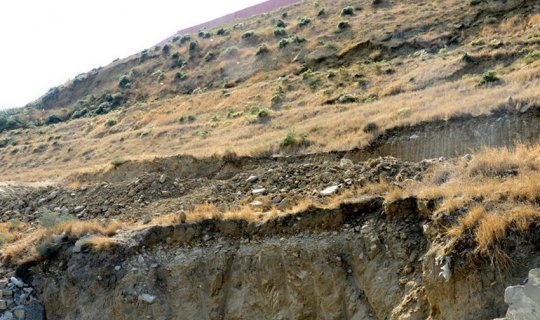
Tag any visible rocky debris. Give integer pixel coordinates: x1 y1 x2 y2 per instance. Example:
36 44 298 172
0 277 43 320
501 268 540 320
137 294 156 304
0 156 432 224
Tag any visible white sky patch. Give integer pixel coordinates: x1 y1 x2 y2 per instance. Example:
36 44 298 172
0 0 264 109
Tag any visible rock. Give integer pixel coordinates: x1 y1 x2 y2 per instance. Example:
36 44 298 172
383 197 418 220
10 277 23 288
409 134 419 140
340 158 353 167
159 175 167 184
138 294 156 304
73 205 85 213
250 201 263 207
246 175 259 183
0 299 6 310
142 215 152 224
320 185 338 196
504 268 540 320
1 311 13 320
252 188 266 195
12 309 24 320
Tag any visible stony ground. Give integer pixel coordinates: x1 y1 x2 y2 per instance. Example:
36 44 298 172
0 155 433 225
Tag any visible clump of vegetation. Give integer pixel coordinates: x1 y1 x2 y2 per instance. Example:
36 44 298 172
317 8 326 16
363 122 379 133
174 72 188 81
273 28 287 37
179 115 196 123
118 74 131 89
110 157 126 168
204 51 216 62
242 30 255 39
139 49 149 62
278 38 289 49
198 30 212 38
298 17 311 28
470 38 485 46
170 54 185 69
216 28 229 36
479 70 499 85
280 130 308 148
337 94 357 104
290 35 307 44
338 21 350 30
189 41 198 52
523 50 540 64
179 35 191 44
462 52 474 63
105 119 117 127
341 6 354 16
255 44 269 56
276 19 286 28
39 210 74 229
162 44 170 56
222 46 239 58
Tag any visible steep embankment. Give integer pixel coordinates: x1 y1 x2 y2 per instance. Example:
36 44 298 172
8 196 537 320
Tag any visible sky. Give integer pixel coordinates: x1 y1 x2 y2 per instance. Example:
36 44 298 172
0 0 264 109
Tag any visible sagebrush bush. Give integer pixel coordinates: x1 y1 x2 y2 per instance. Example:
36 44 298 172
242 30 255 39
341 6 354 16
255 44 269 56
338 21 350 30
280 130 307 147
278 38 289 49
274 28 287 37
118 74 131 89
298 17 311 27
276 19 286 28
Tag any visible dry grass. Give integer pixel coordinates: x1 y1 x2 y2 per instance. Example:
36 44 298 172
1 0 540 182
2 219 123 264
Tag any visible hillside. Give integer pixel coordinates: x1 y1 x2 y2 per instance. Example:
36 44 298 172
0 0 539 319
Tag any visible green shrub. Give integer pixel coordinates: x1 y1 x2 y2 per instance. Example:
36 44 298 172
317 8 326 16
222 46 239 58
216 28 229 36
204 51 216 61
170 56 185 69
462 52 474 63
242 30 255 39
298 17 311 27
36 241 61 259
105 119 117 127
180 35 191 44
479 70 499 85
363 122 379 133
174 72 188 81
470 38 485 46
162 44 170 55
198 30 211 38
255 44 269 56
39 210 74 229
291 35 307 44
118 74 131 89
257 108 271 119
110 157 126 168
140 49 149 62
338 21 350 30
276 19 286 28
341 6 354 16
280 130 307 148
523 50 540 64
278 38 289 49
274 28 287 37
189 41 198 52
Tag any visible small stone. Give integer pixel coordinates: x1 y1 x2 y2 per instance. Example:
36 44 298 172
2 290 12 297
10 277 23 288
142 215 152 224
409 134 419 140
250 201 263 207
340 158 353 167
13 309 24 320
246 175 259 183
138 255 145 264
320 186 339 196
159 175 167 184
0 299 7 310
115 265 121 271
252 188 266 195
138 293 156 304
